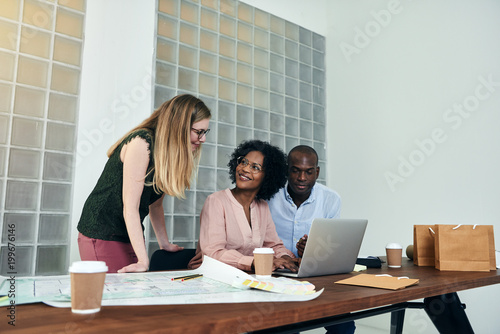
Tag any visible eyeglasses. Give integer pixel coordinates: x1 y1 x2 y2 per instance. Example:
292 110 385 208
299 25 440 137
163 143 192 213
237 156 264 174
191 128 210 140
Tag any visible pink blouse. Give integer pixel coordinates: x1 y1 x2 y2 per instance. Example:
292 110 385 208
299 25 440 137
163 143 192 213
188 189 294 271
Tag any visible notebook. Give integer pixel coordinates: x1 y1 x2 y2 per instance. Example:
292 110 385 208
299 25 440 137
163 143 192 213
273 218 368 278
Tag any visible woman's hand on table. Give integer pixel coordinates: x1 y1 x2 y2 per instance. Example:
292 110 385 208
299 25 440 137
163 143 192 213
273 255 299 272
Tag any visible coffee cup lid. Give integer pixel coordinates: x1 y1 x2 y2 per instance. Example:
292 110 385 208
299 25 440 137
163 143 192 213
386 243 403 249
69 261 108 273
253 247 274 254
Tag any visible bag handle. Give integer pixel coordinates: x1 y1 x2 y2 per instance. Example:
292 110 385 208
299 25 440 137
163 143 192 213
452 224 478 230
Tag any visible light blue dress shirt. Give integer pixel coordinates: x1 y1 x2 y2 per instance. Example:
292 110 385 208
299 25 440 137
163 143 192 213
267 183 341 257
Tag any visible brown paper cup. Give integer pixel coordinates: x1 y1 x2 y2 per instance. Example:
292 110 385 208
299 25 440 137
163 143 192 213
253 248 274 279
69 261 108 314
386 243 403 268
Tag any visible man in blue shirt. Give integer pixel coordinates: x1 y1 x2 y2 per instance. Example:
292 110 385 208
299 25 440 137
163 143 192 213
268 145 341 256
268 145 355 334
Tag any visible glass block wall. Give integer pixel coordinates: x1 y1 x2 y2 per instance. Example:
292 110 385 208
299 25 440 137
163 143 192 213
148 0 327 255
0 0 86 276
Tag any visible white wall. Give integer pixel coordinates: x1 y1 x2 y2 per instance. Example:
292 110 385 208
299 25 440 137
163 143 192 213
70 0 156 263
325 0 500 333
326 0 500 257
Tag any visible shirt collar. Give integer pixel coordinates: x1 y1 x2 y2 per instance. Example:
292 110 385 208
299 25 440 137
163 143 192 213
284 182 317 205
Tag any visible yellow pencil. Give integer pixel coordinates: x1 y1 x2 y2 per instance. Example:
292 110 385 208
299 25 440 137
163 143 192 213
172 274 203 281
181 274 203 282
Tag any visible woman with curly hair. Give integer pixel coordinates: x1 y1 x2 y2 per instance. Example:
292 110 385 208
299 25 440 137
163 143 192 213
188 140 298 272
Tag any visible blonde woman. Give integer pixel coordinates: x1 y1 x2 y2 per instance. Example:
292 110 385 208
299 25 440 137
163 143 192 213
77 94 211 273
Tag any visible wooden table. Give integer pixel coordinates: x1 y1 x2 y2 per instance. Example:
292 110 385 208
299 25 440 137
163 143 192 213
3 259 500 334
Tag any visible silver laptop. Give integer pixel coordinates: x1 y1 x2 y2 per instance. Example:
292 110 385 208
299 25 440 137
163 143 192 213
274 218 368 278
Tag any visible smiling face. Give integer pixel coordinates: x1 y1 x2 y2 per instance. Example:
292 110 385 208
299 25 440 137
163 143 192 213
287 151 319 199
190 118 210 152
234 150 265 192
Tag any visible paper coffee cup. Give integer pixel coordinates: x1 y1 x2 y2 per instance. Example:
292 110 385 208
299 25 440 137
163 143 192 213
69 261 108 314
253 248 274 279
386 243 403 268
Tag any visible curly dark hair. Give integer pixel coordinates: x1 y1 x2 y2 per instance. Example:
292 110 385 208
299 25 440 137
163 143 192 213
228 140 287 201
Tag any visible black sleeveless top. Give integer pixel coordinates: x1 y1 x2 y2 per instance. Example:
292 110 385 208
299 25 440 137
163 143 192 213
77 129 163 243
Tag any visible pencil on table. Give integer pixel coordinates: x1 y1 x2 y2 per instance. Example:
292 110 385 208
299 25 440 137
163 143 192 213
172 274 203 281
181 274 203 282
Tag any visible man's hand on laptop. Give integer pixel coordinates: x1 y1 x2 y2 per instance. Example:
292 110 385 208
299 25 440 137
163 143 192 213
273 255 299 272
296 234 308 257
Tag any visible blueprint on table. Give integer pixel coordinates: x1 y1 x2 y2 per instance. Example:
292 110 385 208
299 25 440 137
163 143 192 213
0 256 323 307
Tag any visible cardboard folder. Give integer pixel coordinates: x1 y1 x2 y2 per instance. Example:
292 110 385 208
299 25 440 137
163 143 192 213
334 274 419 290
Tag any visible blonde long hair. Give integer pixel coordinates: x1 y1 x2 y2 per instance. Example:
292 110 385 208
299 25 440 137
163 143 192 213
107 94 211 198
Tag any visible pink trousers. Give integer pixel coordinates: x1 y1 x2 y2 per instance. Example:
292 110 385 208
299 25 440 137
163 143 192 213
77 232 138 273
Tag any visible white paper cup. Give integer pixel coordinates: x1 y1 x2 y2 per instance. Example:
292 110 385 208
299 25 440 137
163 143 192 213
386 243 403 268
69 261 108 314
253 248 274 279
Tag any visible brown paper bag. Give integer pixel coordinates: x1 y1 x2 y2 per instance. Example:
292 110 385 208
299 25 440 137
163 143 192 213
487 225 497 270
413 225 436 266
434 224 494 272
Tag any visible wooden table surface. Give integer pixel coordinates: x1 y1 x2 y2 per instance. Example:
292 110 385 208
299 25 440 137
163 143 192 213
3 259 500 334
